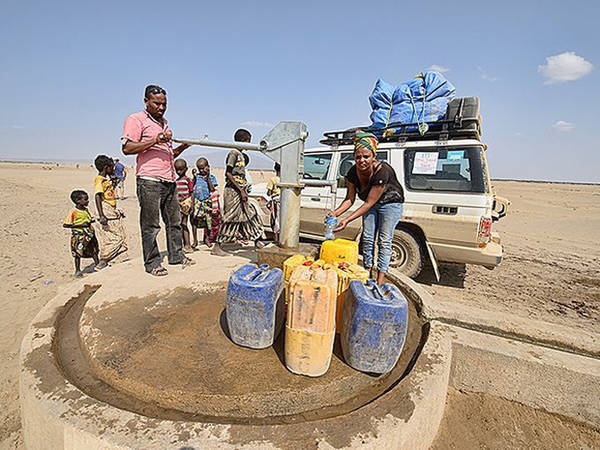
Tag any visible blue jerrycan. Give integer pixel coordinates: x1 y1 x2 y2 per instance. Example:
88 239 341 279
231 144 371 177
341 279 408 374
226 264 284 349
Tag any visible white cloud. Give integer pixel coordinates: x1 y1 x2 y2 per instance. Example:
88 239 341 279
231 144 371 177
427 64 449 73
477 67 498 82
5 125 24 129
538 52 593 85
552 120 574 132
240 121 274 128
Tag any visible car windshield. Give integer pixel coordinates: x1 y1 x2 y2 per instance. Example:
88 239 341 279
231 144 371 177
404 146 487 193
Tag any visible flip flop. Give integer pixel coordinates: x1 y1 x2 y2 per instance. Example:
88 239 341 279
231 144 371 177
150 266 168 277
181 257 196 269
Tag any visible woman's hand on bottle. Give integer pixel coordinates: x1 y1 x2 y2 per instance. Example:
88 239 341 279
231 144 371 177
333 218 348 232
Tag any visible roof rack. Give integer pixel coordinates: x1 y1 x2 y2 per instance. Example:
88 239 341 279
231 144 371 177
320 120 481 146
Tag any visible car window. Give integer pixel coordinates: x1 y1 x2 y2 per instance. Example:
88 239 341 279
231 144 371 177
337 151 389 188
404 147 485 193
303 153 332 180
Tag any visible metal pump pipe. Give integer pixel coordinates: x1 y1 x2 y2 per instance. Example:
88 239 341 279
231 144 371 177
173 137 266 152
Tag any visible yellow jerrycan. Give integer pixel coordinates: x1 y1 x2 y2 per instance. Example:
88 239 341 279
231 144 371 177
285 264 338 377
332 262 369 332
282 254 314 303
320 238 359 265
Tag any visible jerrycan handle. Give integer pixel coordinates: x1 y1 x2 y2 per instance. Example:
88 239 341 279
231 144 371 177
245 264 270 282
366 279 392 303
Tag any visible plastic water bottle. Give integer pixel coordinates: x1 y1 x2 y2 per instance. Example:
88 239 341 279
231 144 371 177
324 216 337 240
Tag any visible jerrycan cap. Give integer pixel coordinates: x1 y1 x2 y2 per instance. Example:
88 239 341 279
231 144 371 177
338 261 350 271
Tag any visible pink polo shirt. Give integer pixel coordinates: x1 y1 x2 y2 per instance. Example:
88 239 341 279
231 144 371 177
121 110 176 182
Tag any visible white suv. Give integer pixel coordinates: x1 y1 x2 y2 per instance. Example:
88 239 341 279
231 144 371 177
250 137 508 279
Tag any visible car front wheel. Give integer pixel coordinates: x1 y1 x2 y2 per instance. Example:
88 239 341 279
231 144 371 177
389 228 424 278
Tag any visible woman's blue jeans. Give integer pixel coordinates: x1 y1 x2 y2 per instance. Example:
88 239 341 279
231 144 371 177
362 202 403 273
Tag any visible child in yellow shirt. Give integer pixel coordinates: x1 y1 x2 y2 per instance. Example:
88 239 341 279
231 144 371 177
94 155 128 268
63 190 100 277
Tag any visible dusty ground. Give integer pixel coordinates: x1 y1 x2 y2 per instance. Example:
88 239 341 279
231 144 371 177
0 162 598 448
432 388 600 449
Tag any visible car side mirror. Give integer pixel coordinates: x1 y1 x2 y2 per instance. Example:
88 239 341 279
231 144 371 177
337 176 346 189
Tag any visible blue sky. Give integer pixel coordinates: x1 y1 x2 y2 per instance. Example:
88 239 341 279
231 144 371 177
1 0 598 182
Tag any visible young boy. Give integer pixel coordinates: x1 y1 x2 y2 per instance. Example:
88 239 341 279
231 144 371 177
212 128 264 256
266 162 281 242
193 157 221 247
174 159 194 253
63 190 100 277
94 155 128 267
113 157 126 199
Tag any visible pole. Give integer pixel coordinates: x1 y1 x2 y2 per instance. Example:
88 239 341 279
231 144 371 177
279 183 302 249
173 137 265 152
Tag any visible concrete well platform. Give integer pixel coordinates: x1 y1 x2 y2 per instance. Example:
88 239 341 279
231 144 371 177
19 251 600 449
77 282 422 421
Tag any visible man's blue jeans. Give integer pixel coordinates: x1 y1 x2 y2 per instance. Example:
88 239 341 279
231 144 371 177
362 202 403 273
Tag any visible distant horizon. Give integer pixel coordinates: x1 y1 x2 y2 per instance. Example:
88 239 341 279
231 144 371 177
2 157 598 186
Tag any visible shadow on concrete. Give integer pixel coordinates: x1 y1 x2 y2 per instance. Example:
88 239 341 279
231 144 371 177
416 263 466 288
219 309 232 341
217 243 259 262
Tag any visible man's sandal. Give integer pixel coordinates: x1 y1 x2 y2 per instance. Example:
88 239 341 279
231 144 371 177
150 266 168 276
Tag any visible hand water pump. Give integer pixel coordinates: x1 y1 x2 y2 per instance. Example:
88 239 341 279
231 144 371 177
174 121 336 250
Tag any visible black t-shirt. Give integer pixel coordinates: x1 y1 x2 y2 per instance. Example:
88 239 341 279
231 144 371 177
345 161 404 204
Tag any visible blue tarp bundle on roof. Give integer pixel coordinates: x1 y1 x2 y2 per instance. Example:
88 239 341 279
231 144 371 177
369 71 456 129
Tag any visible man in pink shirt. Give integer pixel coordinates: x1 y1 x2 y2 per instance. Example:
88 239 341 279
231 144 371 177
122 85 194 276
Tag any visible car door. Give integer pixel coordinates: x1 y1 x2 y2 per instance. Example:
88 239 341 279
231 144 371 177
334 150 390 240
300 152 334 236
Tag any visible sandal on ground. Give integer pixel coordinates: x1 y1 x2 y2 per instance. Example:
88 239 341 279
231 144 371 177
150 266 168 277
183 246 194 254
181 257 196 269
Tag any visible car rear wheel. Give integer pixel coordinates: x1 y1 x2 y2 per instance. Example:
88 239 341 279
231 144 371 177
389 228 424 278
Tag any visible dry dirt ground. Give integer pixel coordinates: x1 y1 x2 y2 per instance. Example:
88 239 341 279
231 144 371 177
432 388 599 449
0 163 598 448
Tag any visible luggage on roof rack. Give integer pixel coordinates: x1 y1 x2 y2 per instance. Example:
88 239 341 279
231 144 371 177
321 96 482 146
446 97 481 134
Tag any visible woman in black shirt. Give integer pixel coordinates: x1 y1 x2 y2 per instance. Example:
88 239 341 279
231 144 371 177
331 131 404 284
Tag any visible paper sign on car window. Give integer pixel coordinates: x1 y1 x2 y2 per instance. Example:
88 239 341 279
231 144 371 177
413 152 439 175
447 150 464 161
